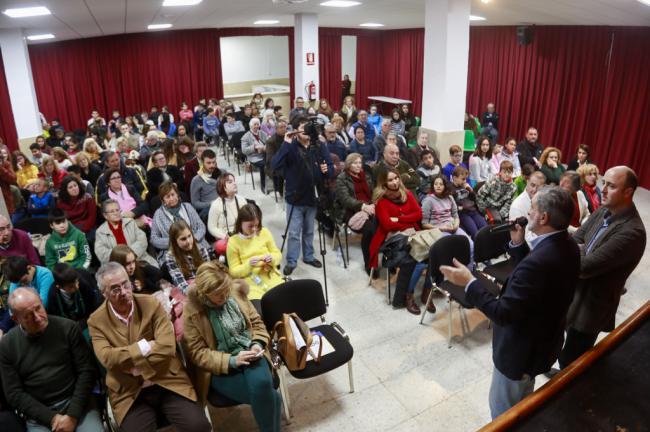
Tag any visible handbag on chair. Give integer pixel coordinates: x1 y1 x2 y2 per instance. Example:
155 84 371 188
408 228 444 261
271 313 322 371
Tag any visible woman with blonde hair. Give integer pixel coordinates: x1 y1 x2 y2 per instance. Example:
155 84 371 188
577 163 601 213
341 95 356 122
163 219 213 293
74 151 102 186
369 168 422 312
82 138 103 162
539 146 565 185
51 146 73 170
182 260 280 432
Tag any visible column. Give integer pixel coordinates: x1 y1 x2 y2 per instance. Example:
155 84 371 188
293 13 319 103
0 29 42 150
420 0 470 163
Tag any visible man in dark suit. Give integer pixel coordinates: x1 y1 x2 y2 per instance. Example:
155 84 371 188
441 186 580 419
559 166 646 368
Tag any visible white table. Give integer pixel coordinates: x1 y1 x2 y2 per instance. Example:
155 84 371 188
367 96 412 113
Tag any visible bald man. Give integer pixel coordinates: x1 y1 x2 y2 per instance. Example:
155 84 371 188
372 142 421 197
0 215 40 265
559 166 646 369
0 288 101 431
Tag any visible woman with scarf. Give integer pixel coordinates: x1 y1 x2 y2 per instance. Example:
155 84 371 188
182 260 281 432
577 163 602 213
163 220 213 293
335 153 376 274
226 204 282 307
99 167 150 228
369 168 422 310
151 181 209 264
207 173 247 257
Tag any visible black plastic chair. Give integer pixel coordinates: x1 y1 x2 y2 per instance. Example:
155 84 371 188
473 225 515 285
228 131 246 176
260 279 355 418
420 235 500 347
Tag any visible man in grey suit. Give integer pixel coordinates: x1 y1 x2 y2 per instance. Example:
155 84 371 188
559 165 646 368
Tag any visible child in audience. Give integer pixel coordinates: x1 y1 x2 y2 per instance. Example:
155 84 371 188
27 178 55 218
477 160 517 221
46 262 101 338
203 108 221 144
422 175 474 245
513 163 535 197
450 166 487 239
226 204 283 304
163 219 213 293
3 255 54 308
110 244 163 294
468 136 493 186
416 149 442 200
442 144 467 180
44 209 91 270
499 137 522 178
489 143 503 174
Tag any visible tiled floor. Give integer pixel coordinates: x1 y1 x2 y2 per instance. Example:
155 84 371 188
208 152 649 432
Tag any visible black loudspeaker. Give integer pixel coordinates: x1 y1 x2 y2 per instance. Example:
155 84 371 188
517 26 532 45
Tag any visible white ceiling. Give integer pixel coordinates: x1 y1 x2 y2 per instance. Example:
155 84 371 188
0 0 648 43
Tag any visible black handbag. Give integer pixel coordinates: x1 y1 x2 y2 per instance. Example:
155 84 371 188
379 234 411 269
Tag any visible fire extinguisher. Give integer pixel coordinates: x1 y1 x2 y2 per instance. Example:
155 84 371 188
305 81 316 101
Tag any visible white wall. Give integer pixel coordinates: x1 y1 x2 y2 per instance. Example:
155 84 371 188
341 35 357 80
220 36 289 84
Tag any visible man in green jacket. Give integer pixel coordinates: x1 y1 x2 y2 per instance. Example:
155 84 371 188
373 142 421 198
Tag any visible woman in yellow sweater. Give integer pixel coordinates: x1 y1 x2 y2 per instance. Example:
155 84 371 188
12 150 39 189
226 204 283 305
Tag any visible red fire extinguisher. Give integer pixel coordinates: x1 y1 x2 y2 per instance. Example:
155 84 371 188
305 81 316 101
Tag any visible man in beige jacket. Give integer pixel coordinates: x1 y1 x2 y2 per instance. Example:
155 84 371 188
88 262 210 431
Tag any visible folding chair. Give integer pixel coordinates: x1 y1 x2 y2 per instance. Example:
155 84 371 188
473 225 515 285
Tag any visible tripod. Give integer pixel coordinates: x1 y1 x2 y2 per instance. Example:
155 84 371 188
279 137 331 305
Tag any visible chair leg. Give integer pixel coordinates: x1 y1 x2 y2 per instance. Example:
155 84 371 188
347 360 355 393
278 367 292 421
344 225 350 264
250 166 256 190
419 285 435 324
447 296 453 348
386 269 391 305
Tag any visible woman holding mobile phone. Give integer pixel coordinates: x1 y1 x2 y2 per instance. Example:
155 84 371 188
183 260 281 432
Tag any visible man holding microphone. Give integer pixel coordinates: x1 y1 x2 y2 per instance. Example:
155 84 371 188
440 186 580 419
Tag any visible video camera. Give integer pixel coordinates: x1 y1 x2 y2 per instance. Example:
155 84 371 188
303 116 325 143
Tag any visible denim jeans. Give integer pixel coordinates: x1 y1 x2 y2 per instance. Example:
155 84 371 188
488 367 535 419
26 398 103 432
459 210 488 239
285 204 317 266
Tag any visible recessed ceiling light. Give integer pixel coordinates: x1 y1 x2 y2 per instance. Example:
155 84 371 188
254 20 280 25
636 0 650 5
359 22 384 27
148 23 173 30
27 33 55 41
3 6 51 18
469 15 486 21
162 0 202 6
320 1 361 7
481 0 492 3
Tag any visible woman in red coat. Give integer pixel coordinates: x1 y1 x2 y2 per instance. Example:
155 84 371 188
56 176 97 233
38 158 68 192
369 168 422 311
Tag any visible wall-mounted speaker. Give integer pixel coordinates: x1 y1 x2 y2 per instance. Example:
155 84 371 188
517 26 532 45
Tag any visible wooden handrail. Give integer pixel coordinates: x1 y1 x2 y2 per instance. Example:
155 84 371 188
479 301 650 432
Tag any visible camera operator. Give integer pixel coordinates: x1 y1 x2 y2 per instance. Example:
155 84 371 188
271 117 334 276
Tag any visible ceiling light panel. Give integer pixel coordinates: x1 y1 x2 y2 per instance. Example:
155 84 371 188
148 23 173 29
3 6 51 18
162 0 202 6
320 1 362 7
27 33 55 41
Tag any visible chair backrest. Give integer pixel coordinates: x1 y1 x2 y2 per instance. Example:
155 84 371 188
260 279 327 332
428 235 471 284
13 218 52 236
230 131 246 149
473 225 511 263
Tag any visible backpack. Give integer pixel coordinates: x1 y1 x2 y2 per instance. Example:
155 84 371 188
271 313 322 371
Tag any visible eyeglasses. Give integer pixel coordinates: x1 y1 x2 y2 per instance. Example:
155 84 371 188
108 280 132 295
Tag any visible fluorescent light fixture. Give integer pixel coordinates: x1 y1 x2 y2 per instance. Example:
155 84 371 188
469 15 486 21
162 0 202 6
481 0 492 3
254 20 279 25
359 22 384 27
636 0 650 5
320 1 361 7
148 23 173 30
27 33 55 41
3 6 51 18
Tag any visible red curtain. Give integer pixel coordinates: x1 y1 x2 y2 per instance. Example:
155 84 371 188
318 30 342 110
217 27 295 103
0 49 18 149
355 29 424 115
29 29 223 131
466 26 650 187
